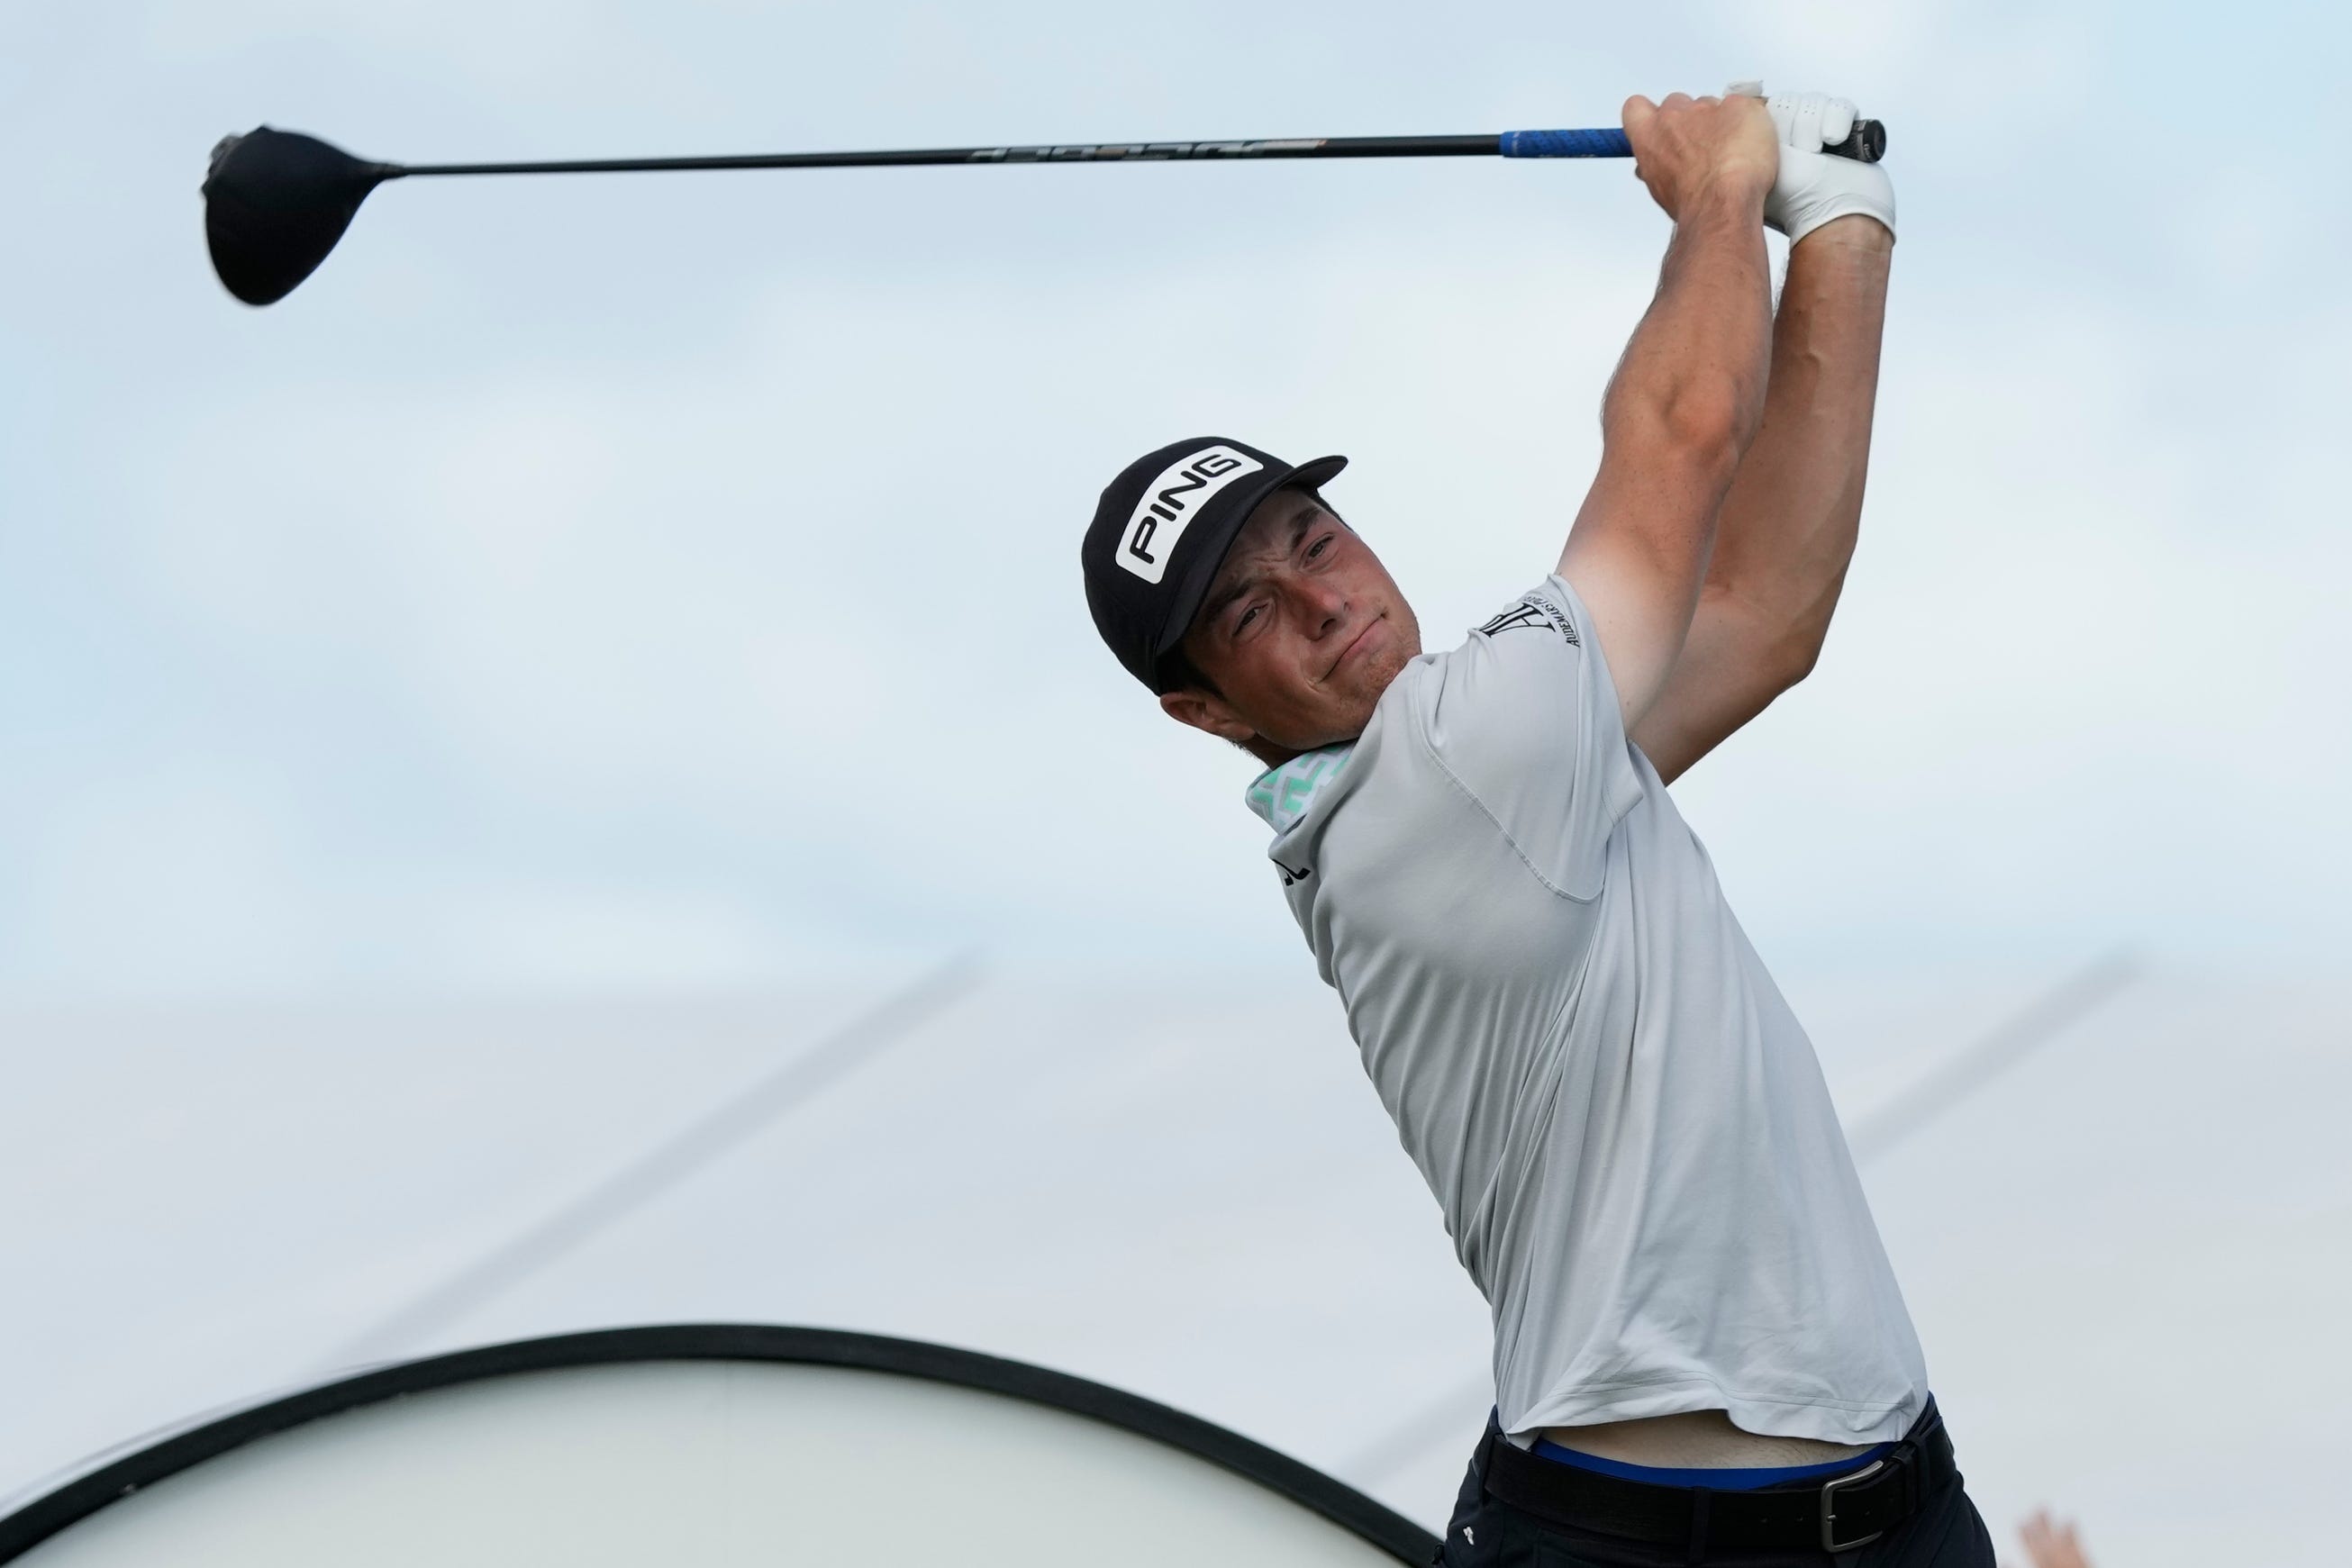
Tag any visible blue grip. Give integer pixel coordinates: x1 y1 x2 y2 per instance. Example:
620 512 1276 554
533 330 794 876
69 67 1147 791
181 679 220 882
1498 128 1632 159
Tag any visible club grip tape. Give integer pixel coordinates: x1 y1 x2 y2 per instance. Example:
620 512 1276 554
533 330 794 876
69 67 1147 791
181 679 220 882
1501 122 1887 163
1498 129 1633 159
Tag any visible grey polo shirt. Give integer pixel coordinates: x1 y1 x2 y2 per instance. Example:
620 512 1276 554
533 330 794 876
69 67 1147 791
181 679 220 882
1248 575 1929 1445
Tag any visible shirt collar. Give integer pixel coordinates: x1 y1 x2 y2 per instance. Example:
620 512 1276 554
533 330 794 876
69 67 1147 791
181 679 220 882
1243 744 1357 836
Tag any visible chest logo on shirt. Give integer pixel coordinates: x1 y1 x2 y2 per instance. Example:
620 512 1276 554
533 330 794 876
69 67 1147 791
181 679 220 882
1116 446 1266 585
1478 595 1579 644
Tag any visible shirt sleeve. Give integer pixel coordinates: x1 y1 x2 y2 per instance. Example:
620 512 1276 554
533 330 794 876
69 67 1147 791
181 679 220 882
1409 574 1648 901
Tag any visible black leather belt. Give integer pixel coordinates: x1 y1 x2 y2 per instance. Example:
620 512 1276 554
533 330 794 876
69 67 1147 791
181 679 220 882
1482 1407 1957 1556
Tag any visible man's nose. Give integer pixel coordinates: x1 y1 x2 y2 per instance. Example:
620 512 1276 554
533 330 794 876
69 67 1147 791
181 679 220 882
1294 576 1348 636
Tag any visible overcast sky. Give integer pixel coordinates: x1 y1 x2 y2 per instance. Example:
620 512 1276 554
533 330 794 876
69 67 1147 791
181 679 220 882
3 0 2345 1003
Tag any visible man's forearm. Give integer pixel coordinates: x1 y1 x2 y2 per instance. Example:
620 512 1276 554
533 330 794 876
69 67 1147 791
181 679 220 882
1701 218 1893 675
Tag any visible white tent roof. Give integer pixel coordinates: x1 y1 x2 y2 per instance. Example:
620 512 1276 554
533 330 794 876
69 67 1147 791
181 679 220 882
4 962 2345 1565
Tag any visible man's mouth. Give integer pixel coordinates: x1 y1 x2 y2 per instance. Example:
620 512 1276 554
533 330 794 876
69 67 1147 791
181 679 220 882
1328 615 1385 681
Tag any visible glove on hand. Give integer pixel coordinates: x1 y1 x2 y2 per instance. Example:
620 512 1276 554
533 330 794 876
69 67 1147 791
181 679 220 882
1726 80 1895 245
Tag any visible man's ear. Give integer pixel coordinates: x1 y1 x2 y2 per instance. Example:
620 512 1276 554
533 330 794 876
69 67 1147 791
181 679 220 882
1158 687 1258 746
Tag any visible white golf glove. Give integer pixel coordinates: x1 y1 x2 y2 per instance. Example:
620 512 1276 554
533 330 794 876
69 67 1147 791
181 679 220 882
1726 80 1895 245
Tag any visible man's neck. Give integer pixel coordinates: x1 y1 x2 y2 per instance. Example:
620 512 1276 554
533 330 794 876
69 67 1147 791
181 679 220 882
1244 728 1367 769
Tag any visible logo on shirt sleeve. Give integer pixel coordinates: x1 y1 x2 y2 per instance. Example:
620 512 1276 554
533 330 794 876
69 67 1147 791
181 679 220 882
1478 593 1579 644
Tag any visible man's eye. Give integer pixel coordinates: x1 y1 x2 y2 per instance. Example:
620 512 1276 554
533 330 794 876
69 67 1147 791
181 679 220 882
1234 605 1261 635
1306 534 1332 559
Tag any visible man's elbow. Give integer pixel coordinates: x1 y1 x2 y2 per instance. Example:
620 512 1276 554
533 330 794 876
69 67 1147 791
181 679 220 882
1703 571 1846 696
1694 586 1824 698
1608 380 1756 489
1766 616 1830 693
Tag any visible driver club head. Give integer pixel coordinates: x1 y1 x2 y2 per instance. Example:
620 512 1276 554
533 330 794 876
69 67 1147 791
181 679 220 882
203 127 399 306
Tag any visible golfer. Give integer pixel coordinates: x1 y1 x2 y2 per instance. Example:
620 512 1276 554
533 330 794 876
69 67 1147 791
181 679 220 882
1081 86 1993 1566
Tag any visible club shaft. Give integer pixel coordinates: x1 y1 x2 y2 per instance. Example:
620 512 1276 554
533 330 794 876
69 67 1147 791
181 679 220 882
390 119 1883 180
394 134 1512 177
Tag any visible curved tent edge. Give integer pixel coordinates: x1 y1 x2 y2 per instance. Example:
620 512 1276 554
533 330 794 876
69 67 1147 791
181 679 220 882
0 1323 1440 1564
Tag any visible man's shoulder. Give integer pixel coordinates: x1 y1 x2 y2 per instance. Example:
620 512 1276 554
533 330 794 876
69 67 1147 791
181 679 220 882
1374 573 1646 902
1473 579 1585 648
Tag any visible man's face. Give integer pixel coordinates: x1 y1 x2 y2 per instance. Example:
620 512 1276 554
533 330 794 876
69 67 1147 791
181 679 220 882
1159 486 1421 757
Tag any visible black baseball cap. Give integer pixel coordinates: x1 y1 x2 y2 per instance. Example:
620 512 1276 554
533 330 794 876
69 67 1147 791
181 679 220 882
1081 436 1348 692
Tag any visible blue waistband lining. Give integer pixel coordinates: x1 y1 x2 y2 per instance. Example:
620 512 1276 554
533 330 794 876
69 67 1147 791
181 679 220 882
1530 1437 1893 1492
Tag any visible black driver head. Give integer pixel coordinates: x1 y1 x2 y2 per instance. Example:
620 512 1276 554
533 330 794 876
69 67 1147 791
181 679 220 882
203 128 399 306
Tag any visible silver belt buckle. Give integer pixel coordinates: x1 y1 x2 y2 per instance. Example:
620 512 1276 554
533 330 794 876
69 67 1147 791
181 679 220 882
1819 1458 1889 1553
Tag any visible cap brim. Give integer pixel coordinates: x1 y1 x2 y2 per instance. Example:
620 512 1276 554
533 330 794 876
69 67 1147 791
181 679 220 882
1148 454 1350 675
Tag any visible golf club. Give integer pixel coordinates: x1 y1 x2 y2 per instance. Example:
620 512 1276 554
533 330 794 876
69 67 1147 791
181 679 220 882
203 117 1887 307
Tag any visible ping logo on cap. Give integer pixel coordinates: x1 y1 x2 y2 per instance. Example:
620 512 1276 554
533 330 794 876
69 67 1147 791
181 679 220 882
1116 445 1265 584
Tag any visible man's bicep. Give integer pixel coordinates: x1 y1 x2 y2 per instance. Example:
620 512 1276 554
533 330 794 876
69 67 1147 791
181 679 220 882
1555 449 1719 732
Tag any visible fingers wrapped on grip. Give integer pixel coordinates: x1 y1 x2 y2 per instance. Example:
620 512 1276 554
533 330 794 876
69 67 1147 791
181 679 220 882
1777 92 1857 153
1728 81 1871 159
